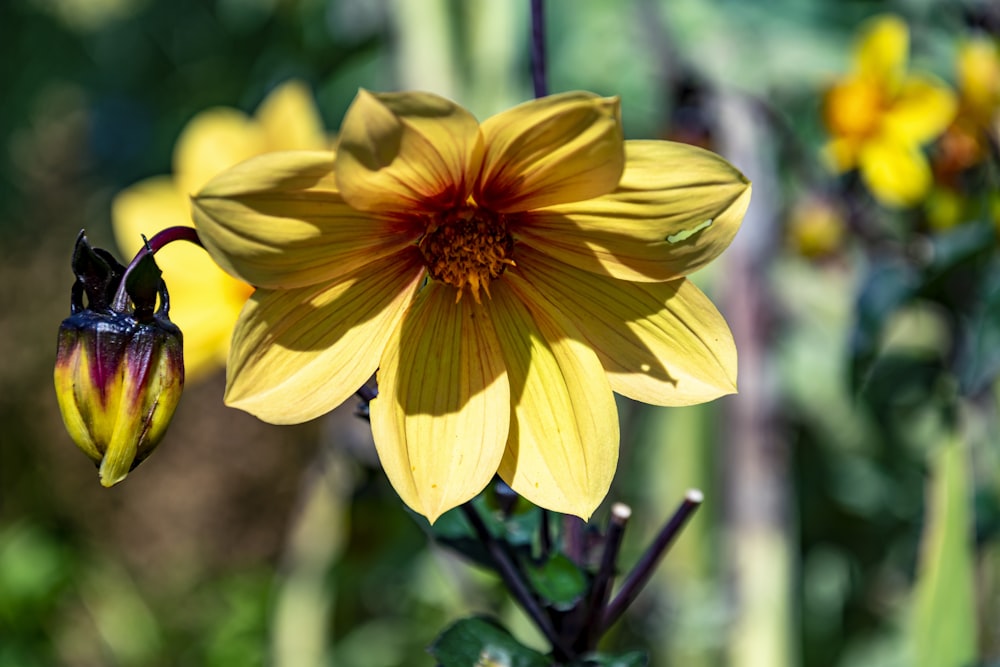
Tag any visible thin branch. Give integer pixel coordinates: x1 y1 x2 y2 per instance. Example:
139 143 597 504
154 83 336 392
601 490 703 632
530 0 548 98
459 503 573 660
582 503 631 650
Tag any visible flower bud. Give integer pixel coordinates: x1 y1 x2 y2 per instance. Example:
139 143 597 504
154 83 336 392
54 232 184 487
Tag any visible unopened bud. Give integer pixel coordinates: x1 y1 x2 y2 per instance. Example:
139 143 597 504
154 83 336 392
54 232 184 487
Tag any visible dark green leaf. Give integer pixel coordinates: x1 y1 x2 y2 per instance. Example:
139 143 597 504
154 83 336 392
849 260 919 391
573 650 648 667
425 506 491 569
858 353 944 413
956 264 1000 395
525 554 586 608
428 497 541 569
922 220 995 287
428 616 550 667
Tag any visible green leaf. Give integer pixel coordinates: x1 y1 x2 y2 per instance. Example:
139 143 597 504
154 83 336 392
574 650 648 667
427 497 541 570
849 260 919 392
922 221 995 294
525 554 587 609
428 616 550 667
957 265 1000 395
910 437 977 667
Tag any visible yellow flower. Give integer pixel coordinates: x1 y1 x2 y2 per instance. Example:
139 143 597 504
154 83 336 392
786 196 847 259
822 15 956 207
192 90 750 522
112 80 329 380
934 37 1000 180
957 36 1000 127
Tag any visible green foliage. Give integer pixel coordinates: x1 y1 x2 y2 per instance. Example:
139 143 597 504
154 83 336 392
430 616 551 667
525 554 586 610
911 441 977 667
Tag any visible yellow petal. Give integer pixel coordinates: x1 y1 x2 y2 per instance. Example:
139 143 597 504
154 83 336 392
858 138 931 207
489 281 618 520
255 80 329 151
517 140 750 282
101 335 184 487
173 108 267 196
112 176 250 380
193 151 421 289
855 14 909 90
822 76 884 139
476 92 624 212
335 89 483 214
881 75 957 144
957 38 1000 122
509 246 737 406
53 341 103 462
822 136 862 173
225 250 425 424
370 281 510 523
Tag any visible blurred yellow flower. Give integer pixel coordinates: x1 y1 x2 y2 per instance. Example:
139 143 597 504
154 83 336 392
787 196 847 259
957 36 1000 127
934 36 1000 181
112 80 329 380
823 15 956 207
192 90 750 522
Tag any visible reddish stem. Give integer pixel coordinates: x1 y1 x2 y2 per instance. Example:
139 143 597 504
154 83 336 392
112 226 203 311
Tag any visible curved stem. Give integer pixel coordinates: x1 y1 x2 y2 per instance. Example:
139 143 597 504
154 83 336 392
112 226 203 311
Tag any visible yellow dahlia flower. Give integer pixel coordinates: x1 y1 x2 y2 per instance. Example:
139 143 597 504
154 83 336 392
822 15 956 207
112 80 328 380
192 90 750 522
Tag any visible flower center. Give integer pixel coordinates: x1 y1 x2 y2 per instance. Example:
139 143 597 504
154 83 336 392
417 205 515 303
824 78 885 139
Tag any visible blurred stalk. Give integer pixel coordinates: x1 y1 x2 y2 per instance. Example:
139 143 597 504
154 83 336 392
715 93 794 667
391 0 459 97
464 0 525 117
78 560 162 665
640 404 718 665
910 434 976 667
270 439 353 667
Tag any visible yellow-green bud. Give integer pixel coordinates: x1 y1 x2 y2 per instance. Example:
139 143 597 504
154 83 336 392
54 232 184 487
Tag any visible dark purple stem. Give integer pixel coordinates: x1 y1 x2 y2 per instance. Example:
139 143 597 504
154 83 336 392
582 503 631 650
600 490 703 633
355 385 378 404
563 515 587 566
530 0 548 98
460 503 572 660
112 226 203 311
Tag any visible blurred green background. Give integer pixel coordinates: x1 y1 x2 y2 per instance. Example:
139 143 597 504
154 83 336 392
2 0 999 665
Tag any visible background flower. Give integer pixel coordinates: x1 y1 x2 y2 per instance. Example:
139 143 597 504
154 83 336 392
112 80 330 380
822 14 956 207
